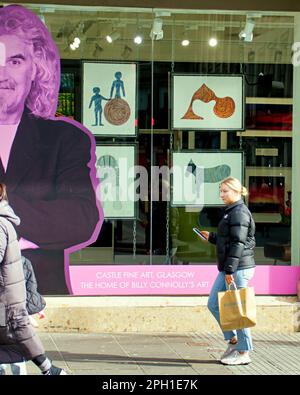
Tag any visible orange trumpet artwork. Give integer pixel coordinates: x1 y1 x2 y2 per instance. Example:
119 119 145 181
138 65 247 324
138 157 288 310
181 83 235 120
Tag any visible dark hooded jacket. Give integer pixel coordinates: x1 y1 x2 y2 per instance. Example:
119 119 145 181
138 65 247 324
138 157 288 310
0 200 44 363
208 199 256 274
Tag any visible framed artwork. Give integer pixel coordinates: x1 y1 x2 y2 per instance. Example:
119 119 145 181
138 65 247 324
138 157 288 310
245 166 292 223
245 103 292 131
56 72 75 119
96 144 136 219
82 61 137 136
171 150 244 206
248 176 285 213
171 74 245 131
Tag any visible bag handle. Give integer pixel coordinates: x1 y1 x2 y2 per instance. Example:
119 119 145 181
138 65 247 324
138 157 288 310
228 281 237 290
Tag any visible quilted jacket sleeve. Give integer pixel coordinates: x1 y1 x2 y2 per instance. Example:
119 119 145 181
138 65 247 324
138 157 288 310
22 256 46 315
223 208 250 274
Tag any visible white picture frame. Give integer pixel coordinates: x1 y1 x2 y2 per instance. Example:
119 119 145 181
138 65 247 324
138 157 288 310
171 151 244 206
96 144 136 219
171 74 245 130
83 62 137 136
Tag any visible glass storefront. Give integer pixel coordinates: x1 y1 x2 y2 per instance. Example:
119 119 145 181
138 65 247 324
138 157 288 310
5 3 300 294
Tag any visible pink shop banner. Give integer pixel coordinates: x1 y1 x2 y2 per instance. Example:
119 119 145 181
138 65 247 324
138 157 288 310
69 265 300 296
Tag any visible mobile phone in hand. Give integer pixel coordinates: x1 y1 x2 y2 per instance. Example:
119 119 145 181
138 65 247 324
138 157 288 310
193 227 207 241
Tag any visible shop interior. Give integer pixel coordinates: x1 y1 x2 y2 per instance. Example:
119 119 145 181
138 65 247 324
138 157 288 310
24 4 294 266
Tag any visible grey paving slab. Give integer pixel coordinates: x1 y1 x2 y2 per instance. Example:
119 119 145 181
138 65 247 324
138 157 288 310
141 368 197 375
2 331 300 375
193 331 300 375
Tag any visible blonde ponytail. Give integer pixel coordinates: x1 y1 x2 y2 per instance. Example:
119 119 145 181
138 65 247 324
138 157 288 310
241 186 248 197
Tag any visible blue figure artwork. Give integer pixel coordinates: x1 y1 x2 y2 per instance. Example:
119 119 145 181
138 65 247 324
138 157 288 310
89 87 110 126
110 71 125 99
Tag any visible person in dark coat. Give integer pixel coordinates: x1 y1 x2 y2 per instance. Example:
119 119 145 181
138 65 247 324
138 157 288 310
199 177 256 366
0 182 66 374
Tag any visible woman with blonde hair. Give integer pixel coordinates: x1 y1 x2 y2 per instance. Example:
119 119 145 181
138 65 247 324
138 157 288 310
200 177 256 366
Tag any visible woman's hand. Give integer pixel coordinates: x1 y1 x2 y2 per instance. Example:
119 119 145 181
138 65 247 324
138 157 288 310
225 274 234 285
200 231 209 241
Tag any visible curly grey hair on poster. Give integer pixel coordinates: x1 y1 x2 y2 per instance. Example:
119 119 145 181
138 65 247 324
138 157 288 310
0 4 60 118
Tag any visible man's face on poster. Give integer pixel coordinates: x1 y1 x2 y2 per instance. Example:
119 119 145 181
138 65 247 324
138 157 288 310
0 34 36 124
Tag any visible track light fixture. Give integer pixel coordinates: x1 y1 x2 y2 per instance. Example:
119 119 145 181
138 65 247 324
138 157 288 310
106 30 121 43
239 18 255 42
93 43 103 58
122 45 132 59
68 21 84 50
70 37 80 51
149 17 163 41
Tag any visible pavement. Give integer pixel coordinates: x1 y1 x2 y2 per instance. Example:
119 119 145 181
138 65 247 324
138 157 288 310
3 331 300 376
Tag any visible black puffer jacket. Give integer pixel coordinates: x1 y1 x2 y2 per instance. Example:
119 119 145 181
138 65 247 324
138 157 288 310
208 199 256 274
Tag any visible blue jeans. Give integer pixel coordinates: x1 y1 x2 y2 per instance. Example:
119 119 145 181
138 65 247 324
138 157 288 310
207 268 255 352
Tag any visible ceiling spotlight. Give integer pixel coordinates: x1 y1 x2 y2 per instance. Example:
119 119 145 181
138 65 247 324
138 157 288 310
69 37 80 51
208 37 218 47
181 32 190 47
134 34 143 45
239 18 255 42
150 17 163 41
74 37 81 45
106 30 120 43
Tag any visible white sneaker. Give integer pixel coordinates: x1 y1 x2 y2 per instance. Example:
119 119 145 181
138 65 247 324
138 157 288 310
220 342 237 360
221 350 251 365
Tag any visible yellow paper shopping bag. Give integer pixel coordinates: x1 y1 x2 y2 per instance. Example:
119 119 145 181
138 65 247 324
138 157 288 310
218 284 257 331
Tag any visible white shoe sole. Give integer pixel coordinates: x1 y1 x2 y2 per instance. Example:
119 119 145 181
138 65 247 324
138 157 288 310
221 360 251 366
